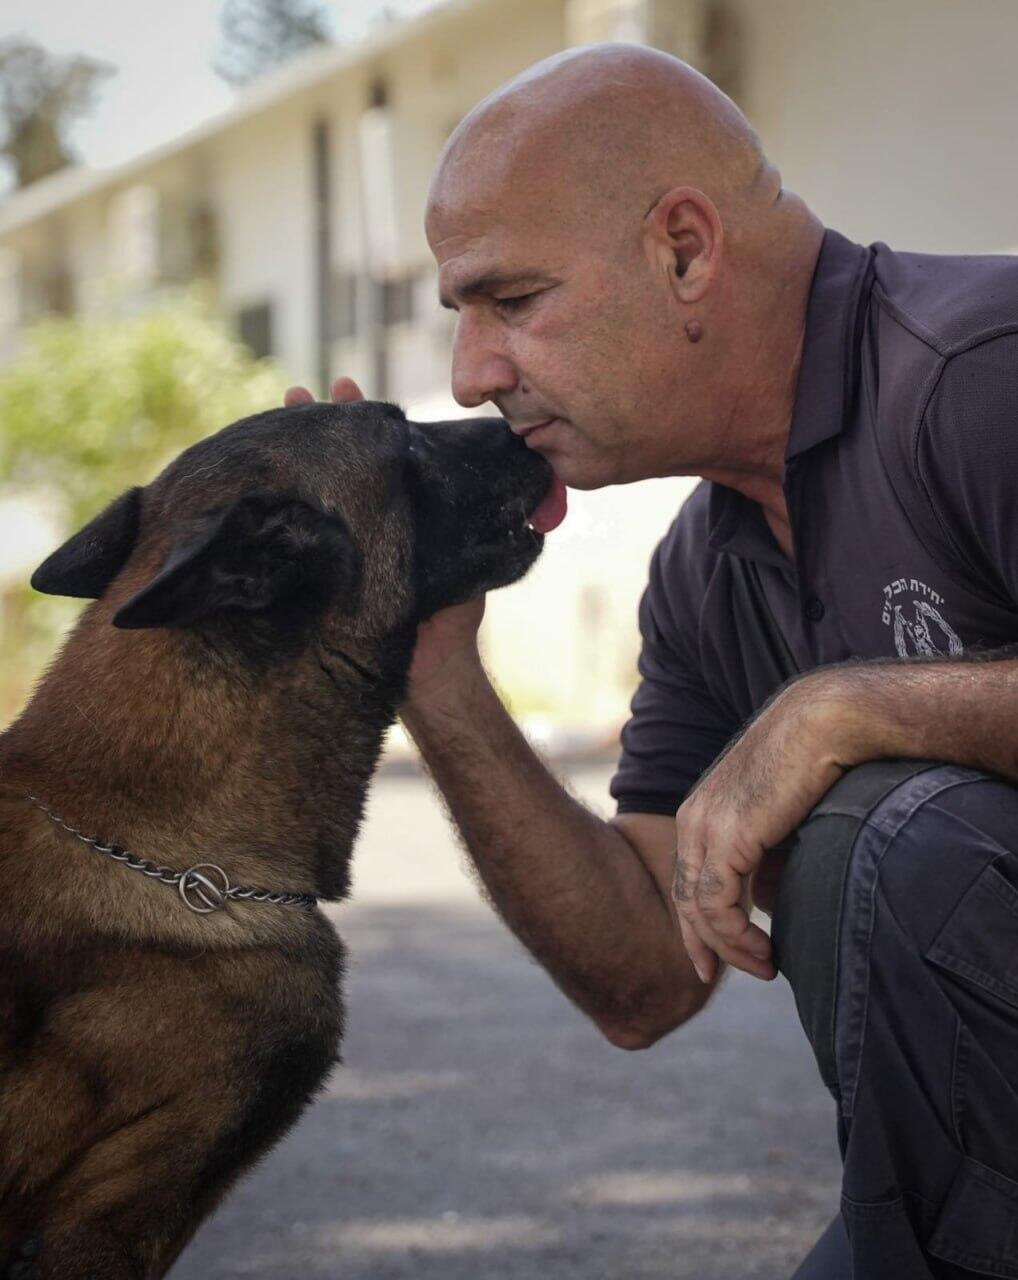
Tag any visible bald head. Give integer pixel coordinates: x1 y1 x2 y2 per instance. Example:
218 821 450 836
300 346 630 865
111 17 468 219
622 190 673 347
425 44 823 491
428 44 773 240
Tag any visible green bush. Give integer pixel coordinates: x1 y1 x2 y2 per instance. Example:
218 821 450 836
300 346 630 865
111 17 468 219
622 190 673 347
0 285 294 722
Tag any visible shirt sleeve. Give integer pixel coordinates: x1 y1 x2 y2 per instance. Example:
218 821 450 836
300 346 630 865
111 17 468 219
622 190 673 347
610 504 739 817
916 331 1018 607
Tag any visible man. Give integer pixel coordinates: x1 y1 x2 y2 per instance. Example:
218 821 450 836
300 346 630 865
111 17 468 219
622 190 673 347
287 44 1018 1278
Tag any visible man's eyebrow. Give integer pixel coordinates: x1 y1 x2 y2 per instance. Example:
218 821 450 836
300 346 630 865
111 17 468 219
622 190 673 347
438 271 552 310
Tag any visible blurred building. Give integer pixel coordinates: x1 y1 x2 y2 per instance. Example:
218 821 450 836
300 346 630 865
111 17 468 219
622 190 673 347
2 0 1018 730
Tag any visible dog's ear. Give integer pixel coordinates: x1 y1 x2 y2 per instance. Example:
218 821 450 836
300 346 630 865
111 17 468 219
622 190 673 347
112 494 358 630
31 487 144 599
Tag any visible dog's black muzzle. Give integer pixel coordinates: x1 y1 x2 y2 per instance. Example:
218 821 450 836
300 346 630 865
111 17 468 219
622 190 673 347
407 416 553 618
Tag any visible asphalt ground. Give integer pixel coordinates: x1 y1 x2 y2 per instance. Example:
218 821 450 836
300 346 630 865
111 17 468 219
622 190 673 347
169 764 842 1280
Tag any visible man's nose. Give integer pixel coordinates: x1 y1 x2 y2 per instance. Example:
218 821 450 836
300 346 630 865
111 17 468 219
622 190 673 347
450 314 518 408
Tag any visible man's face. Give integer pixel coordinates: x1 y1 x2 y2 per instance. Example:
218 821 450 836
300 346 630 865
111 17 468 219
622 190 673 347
427 188 688 490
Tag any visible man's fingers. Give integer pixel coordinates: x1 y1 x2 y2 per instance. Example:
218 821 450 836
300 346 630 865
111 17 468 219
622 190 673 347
678 913 719 986
681 891 774 979
674 841 776 981
695 857 770 948
673 850 721 984
331 377 364 402
702 907 774 971
695 852 775 977
672 843 721 983
284 385 315 406
671 848 700 909
284 378 365 408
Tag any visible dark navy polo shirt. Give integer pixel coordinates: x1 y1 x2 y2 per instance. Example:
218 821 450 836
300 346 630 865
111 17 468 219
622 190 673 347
611 228 1018 817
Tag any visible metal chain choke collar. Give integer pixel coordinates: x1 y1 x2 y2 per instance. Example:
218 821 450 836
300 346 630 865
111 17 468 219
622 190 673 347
28 796 319 915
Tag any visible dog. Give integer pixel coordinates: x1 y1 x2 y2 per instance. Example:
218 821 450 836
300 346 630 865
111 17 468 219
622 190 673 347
0 398 552 1278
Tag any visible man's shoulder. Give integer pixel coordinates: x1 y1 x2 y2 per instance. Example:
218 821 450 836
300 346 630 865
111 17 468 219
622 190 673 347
860 242 1018 605
871 241 1018 357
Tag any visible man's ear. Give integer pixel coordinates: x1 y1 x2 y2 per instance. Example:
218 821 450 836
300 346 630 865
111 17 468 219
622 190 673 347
31 487 144 599
643 185 723 305
112 494 360 631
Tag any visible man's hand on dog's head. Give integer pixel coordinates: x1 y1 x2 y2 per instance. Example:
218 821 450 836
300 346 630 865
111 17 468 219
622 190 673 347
280 376 487 712
284 377 364 407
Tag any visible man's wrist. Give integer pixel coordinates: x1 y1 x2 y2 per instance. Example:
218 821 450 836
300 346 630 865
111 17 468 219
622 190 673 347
400 649 489 728
797 665 897 768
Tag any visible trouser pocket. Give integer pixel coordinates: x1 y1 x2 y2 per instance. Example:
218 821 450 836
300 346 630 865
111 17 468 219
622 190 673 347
926 855 1018 1011
839 1192 939 1279
928 1157 1018 1277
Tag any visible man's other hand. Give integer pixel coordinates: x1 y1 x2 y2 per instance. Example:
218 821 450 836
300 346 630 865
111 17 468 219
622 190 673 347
671 674 865 985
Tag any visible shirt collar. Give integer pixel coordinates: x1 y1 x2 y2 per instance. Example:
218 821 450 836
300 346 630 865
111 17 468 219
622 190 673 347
707 227 873 563
707 482 790 571
785 227 873 461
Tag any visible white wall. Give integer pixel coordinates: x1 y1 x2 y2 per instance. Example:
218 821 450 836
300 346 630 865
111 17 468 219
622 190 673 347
736 0 1018 254
207 101 317 385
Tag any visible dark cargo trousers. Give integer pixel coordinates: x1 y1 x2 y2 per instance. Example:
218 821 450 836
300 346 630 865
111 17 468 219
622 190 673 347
773 760 1018 1279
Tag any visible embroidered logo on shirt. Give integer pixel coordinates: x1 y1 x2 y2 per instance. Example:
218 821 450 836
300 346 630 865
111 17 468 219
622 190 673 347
881 578 963 658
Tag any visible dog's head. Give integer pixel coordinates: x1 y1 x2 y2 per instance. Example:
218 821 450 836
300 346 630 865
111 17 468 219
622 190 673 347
31 401 554 679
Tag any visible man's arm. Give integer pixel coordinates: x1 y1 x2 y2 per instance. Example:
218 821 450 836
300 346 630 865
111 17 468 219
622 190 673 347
825 648 1018 774
671 649 1018 985
401 645 718 1050
283 376 729 1036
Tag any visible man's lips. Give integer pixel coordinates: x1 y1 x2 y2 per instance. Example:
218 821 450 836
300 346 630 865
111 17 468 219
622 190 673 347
514 417 557 440
528 472 568 534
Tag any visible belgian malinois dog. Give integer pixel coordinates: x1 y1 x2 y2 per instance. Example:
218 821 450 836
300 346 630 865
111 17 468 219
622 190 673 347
0 399 556 1278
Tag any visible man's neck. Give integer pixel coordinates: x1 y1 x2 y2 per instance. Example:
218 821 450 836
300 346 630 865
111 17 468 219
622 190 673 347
698 204 826 563
703 467 795 561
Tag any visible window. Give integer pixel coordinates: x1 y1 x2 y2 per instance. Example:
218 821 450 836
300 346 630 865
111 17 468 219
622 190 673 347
107 184 160 283
382 274 415 328
331 271 359 341
237 301 273 359
0 248 21 343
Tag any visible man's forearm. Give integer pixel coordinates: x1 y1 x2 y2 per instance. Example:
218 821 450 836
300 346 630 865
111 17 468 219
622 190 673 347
400 659 705 1045
825 651 1018 775
658 650 1018 984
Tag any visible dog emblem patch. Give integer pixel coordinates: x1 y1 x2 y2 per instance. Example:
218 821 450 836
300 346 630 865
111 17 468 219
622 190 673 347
881 578 963 658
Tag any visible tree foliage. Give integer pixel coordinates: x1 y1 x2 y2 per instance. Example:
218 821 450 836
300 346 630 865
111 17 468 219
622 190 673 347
213 0 335 88
0 285 293 721
0 38 115 190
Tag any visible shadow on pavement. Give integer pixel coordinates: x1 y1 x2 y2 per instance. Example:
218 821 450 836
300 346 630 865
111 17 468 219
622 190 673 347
171 901 841 1280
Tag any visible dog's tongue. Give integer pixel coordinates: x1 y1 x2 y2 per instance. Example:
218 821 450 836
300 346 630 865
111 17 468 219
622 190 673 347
529 473 568 534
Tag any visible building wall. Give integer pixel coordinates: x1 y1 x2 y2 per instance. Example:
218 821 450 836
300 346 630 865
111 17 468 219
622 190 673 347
328 0 568 405
734 0 1018 254
205 100 317 384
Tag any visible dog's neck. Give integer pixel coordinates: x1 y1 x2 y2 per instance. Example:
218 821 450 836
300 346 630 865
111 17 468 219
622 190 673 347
0 599 410 915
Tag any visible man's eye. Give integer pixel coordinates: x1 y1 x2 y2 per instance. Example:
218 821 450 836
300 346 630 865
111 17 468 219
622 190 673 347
494 293 537 314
